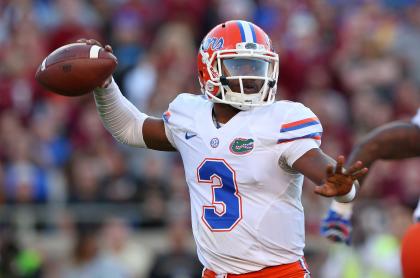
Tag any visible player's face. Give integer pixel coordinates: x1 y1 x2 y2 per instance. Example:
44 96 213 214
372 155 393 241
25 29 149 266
221 58 270 94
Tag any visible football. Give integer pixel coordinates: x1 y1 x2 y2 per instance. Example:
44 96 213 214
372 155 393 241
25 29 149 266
35 43 117 96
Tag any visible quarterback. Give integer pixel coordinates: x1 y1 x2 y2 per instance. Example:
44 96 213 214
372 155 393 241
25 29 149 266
83 20 367 277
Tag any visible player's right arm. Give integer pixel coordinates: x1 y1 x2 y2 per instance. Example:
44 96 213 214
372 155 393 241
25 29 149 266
80 39 175 152
94 79 175 151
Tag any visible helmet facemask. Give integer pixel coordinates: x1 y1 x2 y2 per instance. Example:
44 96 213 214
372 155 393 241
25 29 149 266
201 42 279 110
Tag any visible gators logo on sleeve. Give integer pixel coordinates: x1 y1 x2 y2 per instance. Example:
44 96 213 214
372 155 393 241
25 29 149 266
230 138 254 155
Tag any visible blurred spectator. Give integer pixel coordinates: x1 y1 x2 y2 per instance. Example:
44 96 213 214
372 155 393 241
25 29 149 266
99 150 141 204
61 223 126 278
102 217 152 278
149 221 203 278
140 178 170 228
31 100 72 169
0 226 44 278
393 79 420 117
123 53 158 111
218 0 256 21
145 22 198 113
46 0 101 52
350 88 394 135
4 130 49 203
67 152 103 203
392 4 420 85
110 3 145 76
69 99 111 152
321 201 412 277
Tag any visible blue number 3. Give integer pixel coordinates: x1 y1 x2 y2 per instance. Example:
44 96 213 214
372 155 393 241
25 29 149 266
197 159 242 231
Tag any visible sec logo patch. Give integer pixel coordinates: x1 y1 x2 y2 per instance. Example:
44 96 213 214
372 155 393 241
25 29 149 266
210 138 219 148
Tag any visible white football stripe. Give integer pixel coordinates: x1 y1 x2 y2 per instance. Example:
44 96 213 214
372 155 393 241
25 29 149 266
89 45 101 59
240 21 254 43
41 58 47 71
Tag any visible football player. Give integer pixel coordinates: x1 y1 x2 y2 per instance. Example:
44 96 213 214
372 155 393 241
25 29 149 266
82 20 367 277
321 109 420 275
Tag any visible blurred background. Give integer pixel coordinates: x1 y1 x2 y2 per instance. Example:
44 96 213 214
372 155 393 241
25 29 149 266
0 0 420 277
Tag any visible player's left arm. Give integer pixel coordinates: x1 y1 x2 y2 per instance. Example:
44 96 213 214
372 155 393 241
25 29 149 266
292 149 368 201
279 103 367 200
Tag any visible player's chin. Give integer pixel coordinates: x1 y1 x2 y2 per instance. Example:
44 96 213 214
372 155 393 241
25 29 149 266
243 88 258 94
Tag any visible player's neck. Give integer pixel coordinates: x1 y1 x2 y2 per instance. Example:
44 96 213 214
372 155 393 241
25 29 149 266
213 103 241 124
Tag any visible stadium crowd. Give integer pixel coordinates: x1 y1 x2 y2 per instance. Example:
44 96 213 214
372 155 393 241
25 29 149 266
0 0 419 277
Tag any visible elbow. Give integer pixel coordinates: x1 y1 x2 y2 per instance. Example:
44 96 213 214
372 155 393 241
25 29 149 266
112 127 131 144
112 123 146 148
112 133 129 146
357 139 381 157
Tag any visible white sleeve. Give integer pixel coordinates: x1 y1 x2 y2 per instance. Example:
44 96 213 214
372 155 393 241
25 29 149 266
282 139 321 166
276 103 323 166
161 93 199 150
94 79 148 147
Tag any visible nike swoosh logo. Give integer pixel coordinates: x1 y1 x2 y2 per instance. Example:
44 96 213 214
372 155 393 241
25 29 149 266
185 132 197 140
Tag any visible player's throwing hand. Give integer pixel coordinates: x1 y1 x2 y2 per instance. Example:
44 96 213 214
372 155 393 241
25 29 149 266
77 38 114 88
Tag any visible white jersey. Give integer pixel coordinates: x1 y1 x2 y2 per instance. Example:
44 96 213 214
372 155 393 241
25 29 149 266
163 94 322 274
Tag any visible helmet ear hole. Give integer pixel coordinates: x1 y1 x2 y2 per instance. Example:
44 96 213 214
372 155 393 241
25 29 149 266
199 70 204 78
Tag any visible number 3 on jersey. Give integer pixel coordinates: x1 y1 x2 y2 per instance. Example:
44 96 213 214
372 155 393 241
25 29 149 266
197 158 243 231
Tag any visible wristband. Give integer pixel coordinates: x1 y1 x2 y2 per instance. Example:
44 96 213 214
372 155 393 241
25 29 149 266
334 180 359 203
